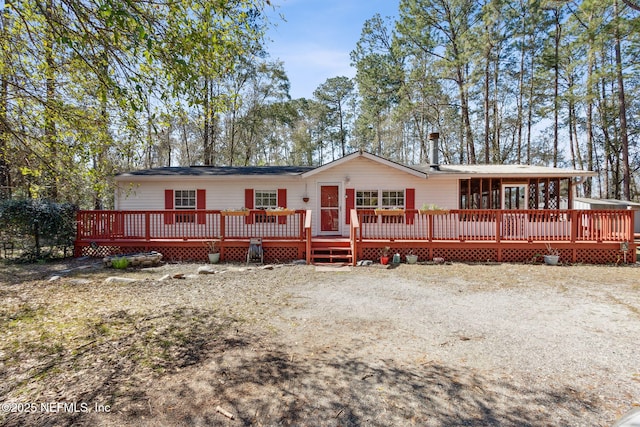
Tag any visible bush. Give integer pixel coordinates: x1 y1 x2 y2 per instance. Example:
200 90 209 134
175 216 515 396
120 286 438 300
111 256 129 269
0 199 78 261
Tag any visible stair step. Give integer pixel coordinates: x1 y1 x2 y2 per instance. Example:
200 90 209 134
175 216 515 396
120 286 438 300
311 244 353 264
312 247 351 253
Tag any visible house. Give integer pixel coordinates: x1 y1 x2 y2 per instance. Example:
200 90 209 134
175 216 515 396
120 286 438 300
75 139 636 265
574 197 640 236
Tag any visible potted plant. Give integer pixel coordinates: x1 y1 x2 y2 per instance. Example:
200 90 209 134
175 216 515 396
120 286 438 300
221 207 249 216
405 250 418 264
543 243 560 265
265 207 295 216
380 246 391 265
374 207 405 216
204 239 220 263
419 203 449 215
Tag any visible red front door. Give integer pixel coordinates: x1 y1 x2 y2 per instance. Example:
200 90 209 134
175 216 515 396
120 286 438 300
320 185 339 233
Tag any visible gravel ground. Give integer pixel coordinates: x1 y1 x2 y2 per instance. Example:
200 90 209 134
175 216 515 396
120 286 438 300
0 260 639 426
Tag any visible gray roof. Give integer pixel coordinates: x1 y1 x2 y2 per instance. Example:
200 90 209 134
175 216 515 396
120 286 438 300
117 165 315 177
413 163 596 177
116 154 595 180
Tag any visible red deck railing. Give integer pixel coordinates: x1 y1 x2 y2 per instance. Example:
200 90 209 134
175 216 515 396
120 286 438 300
354 209 634 243
75 208 635 264
76 210 308 242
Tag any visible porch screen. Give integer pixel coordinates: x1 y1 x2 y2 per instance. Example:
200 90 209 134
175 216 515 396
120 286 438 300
459 178 571 210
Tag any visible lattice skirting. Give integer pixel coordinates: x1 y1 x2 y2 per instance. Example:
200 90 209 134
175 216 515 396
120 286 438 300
76 241 305 263
358 242 635 265
75 240 635 265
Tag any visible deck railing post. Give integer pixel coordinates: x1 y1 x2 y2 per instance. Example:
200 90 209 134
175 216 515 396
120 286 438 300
570 210 578 243
145 212 151 240
304 210 312 264
428 214 434 243
220 213 226 240
629 208 635 243
495 211 502 243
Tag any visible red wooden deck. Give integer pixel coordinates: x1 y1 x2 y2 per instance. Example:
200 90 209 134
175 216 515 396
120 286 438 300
74 209 637 265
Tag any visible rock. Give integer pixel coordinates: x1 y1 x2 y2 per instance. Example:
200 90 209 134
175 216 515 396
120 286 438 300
48 275 62 282
172 273 185 279
105 276 138 284
69 278 92 285
197 266 218 274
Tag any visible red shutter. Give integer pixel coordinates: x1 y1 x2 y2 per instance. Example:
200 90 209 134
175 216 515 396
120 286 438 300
345 188 355 224
164 189 174 225
196 189 206 225
277 188 287 224
245 189 254 225
406 188 415 225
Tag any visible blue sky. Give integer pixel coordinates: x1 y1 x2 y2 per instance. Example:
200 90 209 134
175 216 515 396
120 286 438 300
266 0 399 100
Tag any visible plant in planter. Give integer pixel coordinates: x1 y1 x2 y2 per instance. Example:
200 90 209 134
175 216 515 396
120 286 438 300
405 250 418 264
265 206 295 216
543 243 560 265
419 203 449 214
221 207 249 216
204 239 220 263
380 246 391 265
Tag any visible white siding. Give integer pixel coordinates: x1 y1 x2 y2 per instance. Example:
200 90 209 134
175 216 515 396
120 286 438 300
116 177 307 211
114 156 460 237
304 156 458 236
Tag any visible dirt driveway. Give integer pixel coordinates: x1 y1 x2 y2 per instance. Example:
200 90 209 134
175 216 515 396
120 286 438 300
0 260 639 426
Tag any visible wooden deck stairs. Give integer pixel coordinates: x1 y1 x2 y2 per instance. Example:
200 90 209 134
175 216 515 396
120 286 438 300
310 238 352 264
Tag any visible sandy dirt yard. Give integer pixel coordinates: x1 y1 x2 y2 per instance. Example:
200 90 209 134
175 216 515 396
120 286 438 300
0 258 639 426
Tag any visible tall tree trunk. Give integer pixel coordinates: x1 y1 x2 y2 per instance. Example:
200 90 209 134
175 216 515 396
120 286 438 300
483 43 491 164
44 0 58 200
614 0 630 200
526 32 535 165
459 64 476 164
0 10 9 200
492 50 500 163
584 41 595 197
515 0 527 164
203 78 213 165
0 0 9 199
552 8 560 168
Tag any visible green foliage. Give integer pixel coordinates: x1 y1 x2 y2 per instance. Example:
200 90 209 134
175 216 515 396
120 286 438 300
0 199 78 261
111 257 130 269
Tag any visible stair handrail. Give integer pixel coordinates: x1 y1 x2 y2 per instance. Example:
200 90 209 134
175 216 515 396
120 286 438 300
349 209 360 266
305 209 312 264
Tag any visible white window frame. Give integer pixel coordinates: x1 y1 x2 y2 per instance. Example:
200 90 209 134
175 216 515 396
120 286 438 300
175 190 196 223
255 190 278 209
255 190 278 223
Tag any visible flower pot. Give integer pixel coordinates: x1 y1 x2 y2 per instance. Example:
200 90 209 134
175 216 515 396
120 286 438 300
420 209 449 215
221 210 249 216
208 253 220 264
265 209 295 216
543 254 559 265
380 256 390 265
375 209 405 216
406 254 418 264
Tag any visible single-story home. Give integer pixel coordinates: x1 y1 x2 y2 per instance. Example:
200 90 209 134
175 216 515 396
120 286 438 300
75 140 636 265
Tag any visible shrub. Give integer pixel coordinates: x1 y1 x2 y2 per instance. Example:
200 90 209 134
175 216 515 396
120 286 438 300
0 199 78 261
111 257 130 269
